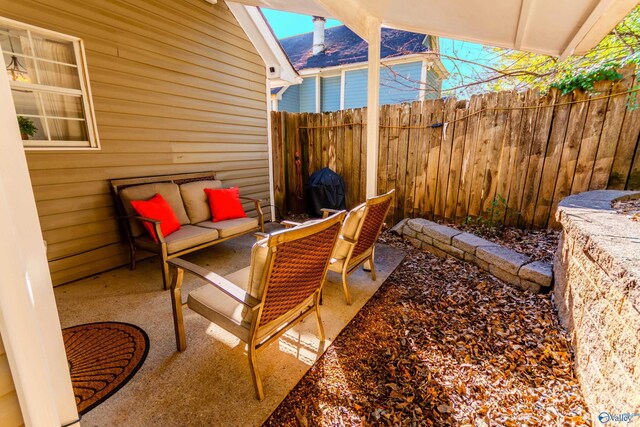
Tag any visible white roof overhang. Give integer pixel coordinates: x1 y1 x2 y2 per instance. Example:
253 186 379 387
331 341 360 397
227 0 639 58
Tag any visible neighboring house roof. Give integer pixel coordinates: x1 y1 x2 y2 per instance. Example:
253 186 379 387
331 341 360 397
279 25 431 70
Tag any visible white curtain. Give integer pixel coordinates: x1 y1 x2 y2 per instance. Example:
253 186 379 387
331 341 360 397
21 35 84 140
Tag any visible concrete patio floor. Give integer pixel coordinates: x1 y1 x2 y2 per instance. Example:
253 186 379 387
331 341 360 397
54 223 405 427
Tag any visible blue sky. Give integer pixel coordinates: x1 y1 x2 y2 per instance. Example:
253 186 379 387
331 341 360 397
261 8 499 96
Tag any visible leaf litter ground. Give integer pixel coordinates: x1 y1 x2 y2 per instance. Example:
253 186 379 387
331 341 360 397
264 232 589 427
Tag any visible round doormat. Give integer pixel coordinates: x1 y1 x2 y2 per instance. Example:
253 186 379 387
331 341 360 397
63 322 149 415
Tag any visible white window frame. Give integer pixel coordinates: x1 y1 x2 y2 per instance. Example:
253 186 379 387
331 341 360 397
0 16 100 150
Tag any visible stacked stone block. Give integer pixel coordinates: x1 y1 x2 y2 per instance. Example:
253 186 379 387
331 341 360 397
396 218 553 293
554 190 640 420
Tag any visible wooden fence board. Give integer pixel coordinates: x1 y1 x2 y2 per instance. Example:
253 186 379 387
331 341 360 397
609 71 640 189
395 104 411 222
425 98 444 218
445 102 468 221
415 100 431 217
359 107 368 204
378 105 390 196
482 91 511 220
386 105 401 222
435 98 457 219
548 90 591 227
571 80 612 194
520 89 557 228
590 65 635 190
533 91 572 228
495 91 524 224
343 110 355 208
271 67 640 227
468 93 496 218
507 89 539 226
456 95 482 220
404 103 421 217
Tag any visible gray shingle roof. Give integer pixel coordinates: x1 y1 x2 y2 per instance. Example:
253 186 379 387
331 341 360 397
279 25 430 71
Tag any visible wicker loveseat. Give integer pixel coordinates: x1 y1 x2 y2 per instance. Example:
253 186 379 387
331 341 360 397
111 172 264 289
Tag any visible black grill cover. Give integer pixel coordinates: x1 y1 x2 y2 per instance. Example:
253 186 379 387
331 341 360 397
306 167 346 217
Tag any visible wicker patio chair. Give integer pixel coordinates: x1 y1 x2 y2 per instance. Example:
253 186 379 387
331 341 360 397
283 189 394 305
168 210 346 400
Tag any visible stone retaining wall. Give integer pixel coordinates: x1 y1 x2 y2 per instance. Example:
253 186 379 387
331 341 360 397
394 218 552 293
554 190 640 419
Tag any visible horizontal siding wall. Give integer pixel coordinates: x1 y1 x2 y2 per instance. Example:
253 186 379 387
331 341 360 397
321 75 341 112
425 68 442 99
380 61 423 105
279 85 300 112
1 0 270 286
299 76 317 113
344 69 368 109
0 336 23 427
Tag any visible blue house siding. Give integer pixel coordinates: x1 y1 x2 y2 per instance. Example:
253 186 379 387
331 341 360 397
380 61 423 105
299 76 317 113
278 61 441 113
321 76 341 112
424 68 442 100
279 84 300 112
344 69 368 109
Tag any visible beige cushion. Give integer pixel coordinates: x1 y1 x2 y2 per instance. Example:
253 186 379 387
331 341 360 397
179 180 222 224
196 217 259 238
164 225 219 254
247 238 269 299
333 203 366 260
187 240 269 339
120 183 190 237
187 275 251 343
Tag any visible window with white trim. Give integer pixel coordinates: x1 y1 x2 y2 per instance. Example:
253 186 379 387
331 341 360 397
1 17 99 149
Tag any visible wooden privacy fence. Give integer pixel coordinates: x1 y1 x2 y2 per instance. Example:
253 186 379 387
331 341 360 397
271 65 640 228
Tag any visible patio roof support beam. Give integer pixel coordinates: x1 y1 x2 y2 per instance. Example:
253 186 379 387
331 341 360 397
559 0 612 59
365 20 381 198
514 0 533 50
0 53 78 426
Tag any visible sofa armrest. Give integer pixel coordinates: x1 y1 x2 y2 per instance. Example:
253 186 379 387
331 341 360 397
240 197 264 232
134 216 166 244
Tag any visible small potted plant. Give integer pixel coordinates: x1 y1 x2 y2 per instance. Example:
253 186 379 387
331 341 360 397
18 116 37 140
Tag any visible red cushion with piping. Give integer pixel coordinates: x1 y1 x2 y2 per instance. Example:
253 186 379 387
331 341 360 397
204 187 247 222
130 193 181 243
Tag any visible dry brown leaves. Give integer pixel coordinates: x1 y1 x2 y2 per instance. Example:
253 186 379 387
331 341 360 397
613 198 640 222
263 236 589 427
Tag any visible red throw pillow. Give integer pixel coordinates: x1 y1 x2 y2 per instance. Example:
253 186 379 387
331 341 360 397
130 193 181 243
204 187 247 222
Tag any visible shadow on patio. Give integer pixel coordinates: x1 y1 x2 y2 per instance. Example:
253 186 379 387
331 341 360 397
54 223 405 427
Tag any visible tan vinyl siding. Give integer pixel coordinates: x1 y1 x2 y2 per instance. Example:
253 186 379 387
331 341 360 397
0 336 24 427
1 0 270 286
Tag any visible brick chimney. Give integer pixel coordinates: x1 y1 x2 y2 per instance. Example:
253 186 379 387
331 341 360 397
312 16 326 55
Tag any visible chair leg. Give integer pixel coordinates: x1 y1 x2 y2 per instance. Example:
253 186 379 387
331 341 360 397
314 295 326 341
341 269 352 306
161 259 171 290
369 255 377 281
170 268 186 352
248 344 264 401
129 243 136 270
